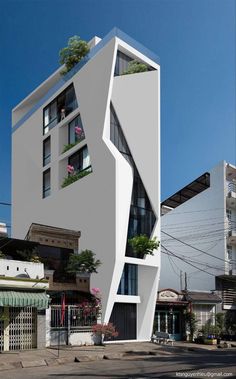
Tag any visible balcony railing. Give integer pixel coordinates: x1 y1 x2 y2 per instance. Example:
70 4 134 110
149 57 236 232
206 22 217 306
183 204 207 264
228 182 236 193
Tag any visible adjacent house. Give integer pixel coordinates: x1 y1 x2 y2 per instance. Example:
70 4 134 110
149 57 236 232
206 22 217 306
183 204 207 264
159 161 236 338
0 236 49 351
11 28 161 341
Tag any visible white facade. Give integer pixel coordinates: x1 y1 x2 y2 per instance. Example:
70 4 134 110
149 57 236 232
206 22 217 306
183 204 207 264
12 28 161 340
161 161 236 310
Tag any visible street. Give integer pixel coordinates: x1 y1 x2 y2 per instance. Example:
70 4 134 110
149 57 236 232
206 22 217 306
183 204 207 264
1 349 235 378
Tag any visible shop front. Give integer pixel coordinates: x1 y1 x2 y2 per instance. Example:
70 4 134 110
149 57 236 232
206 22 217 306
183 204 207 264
155 289 189 341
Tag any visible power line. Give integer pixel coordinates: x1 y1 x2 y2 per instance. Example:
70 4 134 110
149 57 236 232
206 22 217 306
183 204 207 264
162 230 236 264
161 245 236 284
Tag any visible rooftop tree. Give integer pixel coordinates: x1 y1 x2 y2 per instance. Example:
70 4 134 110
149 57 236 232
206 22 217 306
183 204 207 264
59 36 90 76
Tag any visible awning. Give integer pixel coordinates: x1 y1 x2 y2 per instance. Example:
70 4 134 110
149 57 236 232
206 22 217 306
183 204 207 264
0 291 49 309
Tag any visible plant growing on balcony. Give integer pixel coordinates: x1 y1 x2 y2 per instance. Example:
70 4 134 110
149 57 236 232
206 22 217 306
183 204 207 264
66 250 101 274
61 165 91 188
59 36 90 76
128 234 159 258
0 251 5 259
122 60 148 75
16 249 41 263
62 126 85 153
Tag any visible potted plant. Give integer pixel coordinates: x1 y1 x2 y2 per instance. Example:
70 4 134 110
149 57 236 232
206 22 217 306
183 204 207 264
92 323 118 345
128 234 159 259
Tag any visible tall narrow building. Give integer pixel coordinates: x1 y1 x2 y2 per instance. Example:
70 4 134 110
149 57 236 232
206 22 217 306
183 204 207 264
12 28 161 341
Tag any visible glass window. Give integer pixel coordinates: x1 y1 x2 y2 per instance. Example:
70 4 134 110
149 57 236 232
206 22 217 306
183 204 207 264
43 84 78 135
43 137 51 166
43 169 51 198
117 264 137 295
114 51 133 76
68 146 90 173
69 115 85 144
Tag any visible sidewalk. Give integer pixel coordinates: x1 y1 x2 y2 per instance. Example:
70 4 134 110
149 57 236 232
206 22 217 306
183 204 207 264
0 340 235 371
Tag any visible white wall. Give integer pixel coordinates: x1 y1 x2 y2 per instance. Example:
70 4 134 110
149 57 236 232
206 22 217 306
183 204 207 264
161 161 226 292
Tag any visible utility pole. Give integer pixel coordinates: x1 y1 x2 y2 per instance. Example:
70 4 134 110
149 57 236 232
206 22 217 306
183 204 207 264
180 270 183 291
184 272 187 291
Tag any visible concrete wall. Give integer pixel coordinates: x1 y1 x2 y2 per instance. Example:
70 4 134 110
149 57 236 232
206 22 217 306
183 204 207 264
161 161 226 292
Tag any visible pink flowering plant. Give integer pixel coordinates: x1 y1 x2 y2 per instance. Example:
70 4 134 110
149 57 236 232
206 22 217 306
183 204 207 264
92 323 118 339
61 164 92 188
62 126 85 153
72 288 101 326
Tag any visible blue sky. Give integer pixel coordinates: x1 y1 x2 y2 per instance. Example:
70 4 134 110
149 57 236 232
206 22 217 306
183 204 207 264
0 0 235 232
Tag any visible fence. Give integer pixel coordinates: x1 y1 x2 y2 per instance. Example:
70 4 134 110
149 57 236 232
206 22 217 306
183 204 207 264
50 305 98 346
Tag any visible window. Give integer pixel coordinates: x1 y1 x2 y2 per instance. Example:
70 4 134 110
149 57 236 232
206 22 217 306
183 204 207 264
43 169 51 198
68 145 90 173
114 51 133 76
69 115 85 144
43 137 51 166
117 264 137 295
43 84 78 135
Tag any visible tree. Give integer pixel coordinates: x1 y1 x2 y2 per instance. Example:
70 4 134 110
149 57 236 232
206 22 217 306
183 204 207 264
67 250 101 274
122 60 148 75
128 234 159 258
59 36 90 76
16 249 41 263
185 311 198 342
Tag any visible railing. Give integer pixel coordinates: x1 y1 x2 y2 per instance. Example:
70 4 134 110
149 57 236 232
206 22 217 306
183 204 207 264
228 182 236 193
51 305 98 329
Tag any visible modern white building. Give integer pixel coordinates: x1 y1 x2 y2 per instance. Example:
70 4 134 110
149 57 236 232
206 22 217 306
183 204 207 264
161 161 236 311
11 28 161 341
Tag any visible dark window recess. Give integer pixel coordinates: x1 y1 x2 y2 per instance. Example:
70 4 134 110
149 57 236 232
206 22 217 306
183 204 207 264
43 169 51 198
43 136 51 166
114 51 133 76
43 84 78 134
114 50 155 76
110 103 156 257
108 303 136 340
118 264 137 295
69 114 85 144
68 145 91 174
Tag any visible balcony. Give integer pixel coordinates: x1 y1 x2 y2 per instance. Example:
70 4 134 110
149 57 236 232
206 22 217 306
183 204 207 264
0 259 48 289
228 228 236 245
226 182 236 209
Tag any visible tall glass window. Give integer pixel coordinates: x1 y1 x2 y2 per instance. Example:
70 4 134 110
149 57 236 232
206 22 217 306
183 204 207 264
43 169 51 198
43 136 51 166
69 115 85 144
68 146 90 173
117 264 137 295
110 103 156 257
43 84 78 135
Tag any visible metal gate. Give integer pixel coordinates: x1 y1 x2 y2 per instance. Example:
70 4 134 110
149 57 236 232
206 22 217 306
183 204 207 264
9 307 37 351
0 310 4 352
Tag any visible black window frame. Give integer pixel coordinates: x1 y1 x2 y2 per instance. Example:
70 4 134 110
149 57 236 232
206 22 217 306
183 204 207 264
68 145 90 175
43 136 51 167
43 84 78 135
43 168 51 198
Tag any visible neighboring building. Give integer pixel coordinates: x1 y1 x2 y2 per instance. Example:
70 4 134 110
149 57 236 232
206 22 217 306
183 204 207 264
154 289 221 341
0 238 49 351
160 161 236 312
12 28 161 341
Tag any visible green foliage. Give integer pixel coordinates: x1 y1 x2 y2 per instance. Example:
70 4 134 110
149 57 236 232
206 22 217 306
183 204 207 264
59 36 90 76
122 60 148 75
62 142 79 153
201 320 220 338
128 234 159 258
16 249 41 263
0 250 5 259
67 250 101 274
61 169 91 188
225 310 236 334
215 313 225 333
185 312 198 341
